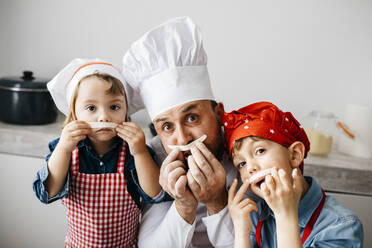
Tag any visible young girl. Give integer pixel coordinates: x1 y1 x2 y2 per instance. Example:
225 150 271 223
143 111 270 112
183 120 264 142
223 102 363 248
33 58 166 248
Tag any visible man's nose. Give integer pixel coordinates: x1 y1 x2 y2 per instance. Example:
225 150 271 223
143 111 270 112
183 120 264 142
174 125 193 146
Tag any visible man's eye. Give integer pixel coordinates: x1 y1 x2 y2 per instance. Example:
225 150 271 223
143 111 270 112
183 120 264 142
186 114 198 122
237 161 246 169
110 105 120 111
162 123 172 131
87 105 96 111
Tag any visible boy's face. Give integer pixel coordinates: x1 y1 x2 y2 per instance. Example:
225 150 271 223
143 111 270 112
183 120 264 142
75 77 127 142
232 137 295 198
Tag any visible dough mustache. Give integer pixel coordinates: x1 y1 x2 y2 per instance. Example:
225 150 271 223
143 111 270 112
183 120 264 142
88 122 118 130
168 134 207 151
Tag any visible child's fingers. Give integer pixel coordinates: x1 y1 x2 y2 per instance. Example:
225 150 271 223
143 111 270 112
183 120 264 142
68 120 91 130
241 201 258 213
260 182 270 197
73 135 86 142
292 168 303 194
70 129 90 138
270 167 280 184
121 121 140 128
278 169 291 190
228 179 238 204
117 128 140 141
233 179 250 204
265 174 276 193
116 125 137 137
238 198 256 209
243 204 258 215
120 122 145 135
119 122 142 132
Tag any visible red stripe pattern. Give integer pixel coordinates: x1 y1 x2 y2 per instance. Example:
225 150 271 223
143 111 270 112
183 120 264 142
62 144 140 247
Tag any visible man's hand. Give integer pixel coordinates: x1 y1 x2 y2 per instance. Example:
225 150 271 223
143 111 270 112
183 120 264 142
159 148 197 224
187 142 227 215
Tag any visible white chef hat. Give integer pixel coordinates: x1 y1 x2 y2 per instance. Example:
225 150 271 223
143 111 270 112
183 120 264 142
122 16 215 121
47 58 139 116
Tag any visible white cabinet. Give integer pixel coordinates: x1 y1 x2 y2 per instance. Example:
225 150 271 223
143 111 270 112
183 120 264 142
328 192 372 247
0 153 67 248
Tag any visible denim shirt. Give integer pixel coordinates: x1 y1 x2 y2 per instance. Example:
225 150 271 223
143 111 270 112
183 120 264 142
249 176 364 248
32 137 168 208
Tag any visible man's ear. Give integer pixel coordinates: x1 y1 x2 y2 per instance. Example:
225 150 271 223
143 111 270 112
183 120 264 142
288 141 305 168
214 102 225 122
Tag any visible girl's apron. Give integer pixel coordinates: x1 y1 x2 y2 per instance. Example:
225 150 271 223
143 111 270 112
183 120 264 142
256 189 326 247
62 143 141 248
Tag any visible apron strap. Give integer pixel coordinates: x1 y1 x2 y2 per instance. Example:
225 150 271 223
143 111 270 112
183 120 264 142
301 188 326 243
255 188 326 247
117 142 127 174
71 147 79 173
256 216 264 248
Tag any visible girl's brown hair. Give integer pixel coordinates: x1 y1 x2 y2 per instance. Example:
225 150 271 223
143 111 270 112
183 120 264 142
62 73 128 128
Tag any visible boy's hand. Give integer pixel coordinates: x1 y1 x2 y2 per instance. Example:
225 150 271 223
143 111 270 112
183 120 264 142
228 178 258 234
260 168 303 218
59 120 91 153
116 122 147 155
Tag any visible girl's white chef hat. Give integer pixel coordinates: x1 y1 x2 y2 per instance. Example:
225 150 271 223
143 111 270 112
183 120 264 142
47 58 140 116
122 16 215 121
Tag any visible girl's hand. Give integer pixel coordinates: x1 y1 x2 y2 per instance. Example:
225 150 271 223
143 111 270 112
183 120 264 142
260 168 303 218
59 120 91 153
116 122 147 155
228 179 258 234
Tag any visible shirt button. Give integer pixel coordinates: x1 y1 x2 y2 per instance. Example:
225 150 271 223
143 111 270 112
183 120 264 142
100 161 104 166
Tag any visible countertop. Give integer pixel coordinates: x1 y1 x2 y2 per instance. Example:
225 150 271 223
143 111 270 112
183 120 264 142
1 114 371 196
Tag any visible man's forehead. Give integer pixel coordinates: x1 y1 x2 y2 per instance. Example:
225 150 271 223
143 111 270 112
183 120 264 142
153 100 210 123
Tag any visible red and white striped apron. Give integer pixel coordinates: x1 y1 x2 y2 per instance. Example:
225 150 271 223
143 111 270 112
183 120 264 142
62 143 141 248
256 189 326 247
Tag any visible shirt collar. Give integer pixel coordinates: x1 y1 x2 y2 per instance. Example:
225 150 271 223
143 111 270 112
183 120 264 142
257 200 272 221
77 137 123 153
298 176 323 228
256 176 323 226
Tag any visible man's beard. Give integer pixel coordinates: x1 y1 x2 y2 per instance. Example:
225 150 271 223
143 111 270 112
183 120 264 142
203 123 225 162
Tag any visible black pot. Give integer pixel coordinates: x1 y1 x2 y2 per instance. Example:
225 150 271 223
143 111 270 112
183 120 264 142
0 71 58 125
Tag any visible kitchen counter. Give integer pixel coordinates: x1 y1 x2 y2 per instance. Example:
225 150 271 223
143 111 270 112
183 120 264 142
1 115 371 196
305 152 372 197
0 111 153 159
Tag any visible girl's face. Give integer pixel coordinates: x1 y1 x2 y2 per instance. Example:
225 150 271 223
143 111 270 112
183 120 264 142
74 77 127 142
232 137 293 198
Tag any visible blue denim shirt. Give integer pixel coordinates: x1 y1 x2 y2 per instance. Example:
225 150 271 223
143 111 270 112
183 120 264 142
250 177 364 247
32 137 169 208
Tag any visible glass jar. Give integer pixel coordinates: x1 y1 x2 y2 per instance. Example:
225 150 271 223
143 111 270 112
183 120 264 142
302 110 337 156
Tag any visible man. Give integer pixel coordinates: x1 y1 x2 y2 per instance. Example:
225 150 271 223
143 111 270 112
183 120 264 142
122 16 238 247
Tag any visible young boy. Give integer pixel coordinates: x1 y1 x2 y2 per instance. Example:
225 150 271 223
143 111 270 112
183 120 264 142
223 101 363 248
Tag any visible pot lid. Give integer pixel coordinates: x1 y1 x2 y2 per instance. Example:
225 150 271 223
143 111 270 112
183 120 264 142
0 71 48 90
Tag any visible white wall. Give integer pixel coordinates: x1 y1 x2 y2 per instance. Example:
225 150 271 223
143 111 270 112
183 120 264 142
1 0 371 122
